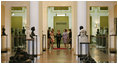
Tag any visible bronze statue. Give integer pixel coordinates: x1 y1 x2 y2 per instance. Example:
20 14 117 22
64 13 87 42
2 26 6 35
11 28 14 34
97 29 100 34
30 27 35 39
15 29 18 36
22 27 26 35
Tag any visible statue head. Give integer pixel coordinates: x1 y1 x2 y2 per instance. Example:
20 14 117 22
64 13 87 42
31 27 35 32
97 29 99 32
80 26 83 30
30 26 35 38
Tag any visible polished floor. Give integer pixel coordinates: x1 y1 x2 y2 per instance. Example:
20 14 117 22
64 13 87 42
90 44 117 63
37 49 78 63
36 44 78 63
1 44 117 63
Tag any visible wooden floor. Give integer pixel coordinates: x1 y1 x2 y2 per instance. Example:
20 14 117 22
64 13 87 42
1 44 117 63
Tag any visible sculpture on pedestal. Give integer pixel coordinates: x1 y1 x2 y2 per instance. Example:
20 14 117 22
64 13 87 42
97 29 100 35
22 27 26 35
79 26 88 42
19 30 21 35
11 28 14 34
96 29 100 46
30 27 35 39
2 26 6 36
15 29 18 36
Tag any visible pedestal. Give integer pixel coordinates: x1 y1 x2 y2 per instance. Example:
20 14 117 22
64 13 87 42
1 35 8 53
80 42 89 56
26 39 34 55
42 34 46 51
33 35 37 57
26 36 37 57
110 35 117 53
78 35 89 56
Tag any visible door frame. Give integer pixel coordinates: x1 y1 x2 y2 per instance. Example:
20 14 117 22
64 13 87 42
4 1 30 54
42 1 77 54
87 1 115 53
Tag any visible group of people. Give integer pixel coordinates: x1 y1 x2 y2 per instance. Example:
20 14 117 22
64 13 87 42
47 27 72 49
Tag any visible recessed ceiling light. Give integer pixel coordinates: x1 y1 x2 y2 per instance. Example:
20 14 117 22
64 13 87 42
12 13 15 16
57 14 65 16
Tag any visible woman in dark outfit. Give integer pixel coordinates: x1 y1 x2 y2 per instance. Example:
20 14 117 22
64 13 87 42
56 30 62 48
69 29 72 49
47 27 51 49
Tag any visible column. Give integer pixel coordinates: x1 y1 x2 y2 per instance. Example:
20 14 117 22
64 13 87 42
30 1 40 55
76 1 87 55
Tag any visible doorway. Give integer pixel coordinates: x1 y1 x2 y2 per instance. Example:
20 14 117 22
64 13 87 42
90 7 109 53
54 16 69 47
11 7 27 52
41 1 77 54
48 6 72 48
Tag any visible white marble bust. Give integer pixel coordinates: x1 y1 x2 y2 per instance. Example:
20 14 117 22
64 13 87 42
79 26 88 43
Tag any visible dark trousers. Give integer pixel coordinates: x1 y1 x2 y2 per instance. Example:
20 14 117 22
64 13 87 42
57 40 60 48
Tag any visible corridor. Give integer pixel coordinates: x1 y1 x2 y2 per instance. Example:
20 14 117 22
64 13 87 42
1 1 117 63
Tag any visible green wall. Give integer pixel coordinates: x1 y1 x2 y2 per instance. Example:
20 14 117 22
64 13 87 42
100 16 108 28
54 16 69 34
11 16 22 29
90 16 92 35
